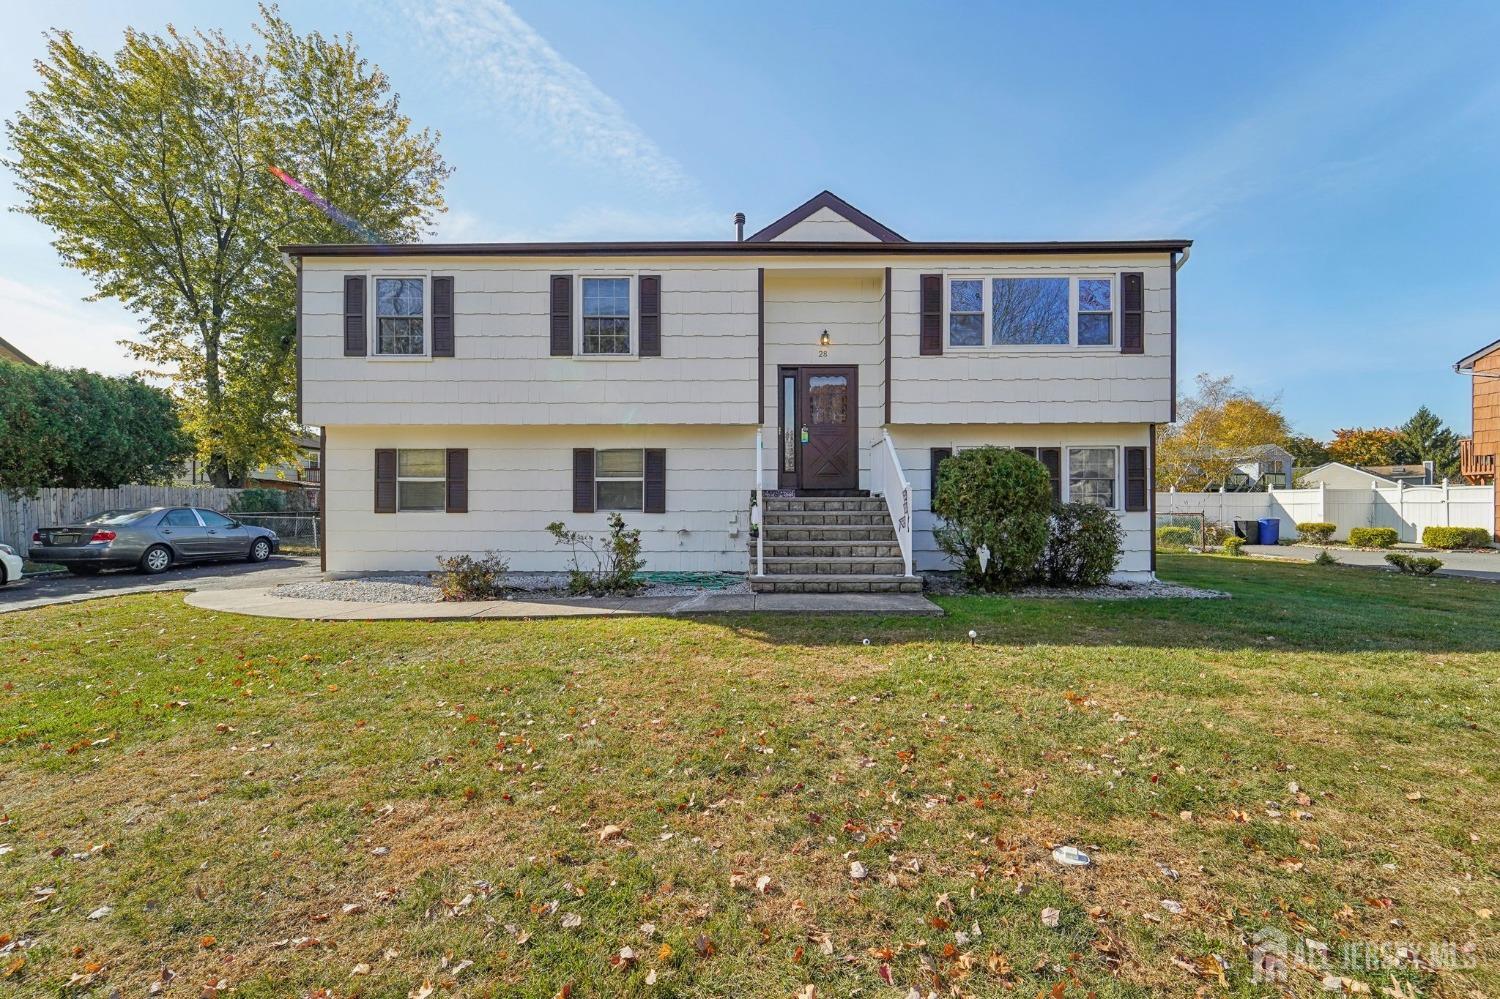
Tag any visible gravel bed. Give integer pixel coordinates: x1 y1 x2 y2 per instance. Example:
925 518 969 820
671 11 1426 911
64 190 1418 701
922 572 1227 600
272 571 749 604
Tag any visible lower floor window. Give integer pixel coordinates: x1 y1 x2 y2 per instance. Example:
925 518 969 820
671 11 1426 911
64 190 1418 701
596 448 644 510
1068 447 1117 508
398 448 446 511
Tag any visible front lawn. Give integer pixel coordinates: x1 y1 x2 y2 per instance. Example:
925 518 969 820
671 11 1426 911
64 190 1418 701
0 556 1494 997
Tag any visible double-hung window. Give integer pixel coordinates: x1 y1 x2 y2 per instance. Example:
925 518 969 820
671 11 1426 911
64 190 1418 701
396 449 446 511
947 279 984 347
582 277 632 355
595 449 644 510
375 277 425 355
946 275 1116 349
1076 278 1113 345
1068 447 1118 508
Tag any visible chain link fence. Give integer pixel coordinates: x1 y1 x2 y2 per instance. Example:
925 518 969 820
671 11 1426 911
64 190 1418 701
231 511 320 553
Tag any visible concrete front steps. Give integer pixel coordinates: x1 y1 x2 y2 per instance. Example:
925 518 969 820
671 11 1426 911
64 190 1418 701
749 494 922 594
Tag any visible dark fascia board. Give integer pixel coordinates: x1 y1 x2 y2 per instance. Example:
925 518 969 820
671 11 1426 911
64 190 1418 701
281 238 1192 258
1455 337 1500 371
745 190 907 243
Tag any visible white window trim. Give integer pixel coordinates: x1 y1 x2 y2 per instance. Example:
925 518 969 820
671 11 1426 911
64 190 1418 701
575 273 639 360
944 273 1117 352
396 448 446 512
595 447 645 511
1063 445 1121 511
368 272 432 360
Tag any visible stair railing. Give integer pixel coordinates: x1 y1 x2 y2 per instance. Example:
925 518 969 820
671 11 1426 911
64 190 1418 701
872 430 914 576
753 428 765 577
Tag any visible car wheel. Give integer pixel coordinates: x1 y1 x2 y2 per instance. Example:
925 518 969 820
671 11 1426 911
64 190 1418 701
68 565 102 576
247 538 272 563
140 545 173 575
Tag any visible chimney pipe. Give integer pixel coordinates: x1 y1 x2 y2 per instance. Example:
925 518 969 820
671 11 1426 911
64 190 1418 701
734 212 746 241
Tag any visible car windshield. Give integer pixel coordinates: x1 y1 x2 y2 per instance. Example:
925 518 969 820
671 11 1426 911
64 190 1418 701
82 509 154 526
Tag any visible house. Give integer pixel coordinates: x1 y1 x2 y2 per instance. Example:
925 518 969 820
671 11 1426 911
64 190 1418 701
284 191 1190 590
1455 339 1500 531
0 335 38 366
177 434 322 493
1221 443 1294 490
1297 460 1433 489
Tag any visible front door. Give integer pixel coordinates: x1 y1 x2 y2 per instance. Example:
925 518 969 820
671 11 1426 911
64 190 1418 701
794 365 858 492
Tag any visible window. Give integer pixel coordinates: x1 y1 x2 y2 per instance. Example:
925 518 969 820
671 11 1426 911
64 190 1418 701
992 277 1068 345
948 279 983 347
596 449 644 510
1076 278 1113 346
162 509 198 527
1068 447 1118 508
197 509 236 529
781 374 796 473
582 277 631 354
375 277 425 355
396 449 446 511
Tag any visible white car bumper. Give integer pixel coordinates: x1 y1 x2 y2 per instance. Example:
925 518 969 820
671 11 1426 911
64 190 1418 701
0 546 20 584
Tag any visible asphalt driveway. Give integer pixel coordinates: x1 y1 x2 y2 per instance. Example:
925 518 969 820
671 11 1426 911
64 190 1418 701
0 555 321 614
1245 543 1500 580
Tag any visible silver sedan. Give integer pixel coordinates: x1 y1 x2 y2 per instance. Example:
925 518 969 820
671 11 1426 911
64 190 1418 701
30 507 280 576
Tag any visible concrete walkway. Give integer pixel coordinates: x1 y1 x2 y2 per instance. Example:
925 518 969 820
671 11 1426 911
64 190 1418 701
0 556 320 615
185 585 944 620
1245 544 1500 581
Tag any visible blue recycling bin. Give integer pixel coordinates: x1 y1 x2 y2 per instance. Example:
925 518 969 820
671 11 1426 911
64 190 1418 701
1258 518 1280 546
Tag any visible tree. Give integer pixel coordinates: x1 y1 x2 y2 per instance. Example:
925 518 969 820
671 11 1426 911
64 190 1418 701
1285 434 1331 469
1397 406 1460 479
1328 427 1405 467
5 6 450 485
1156 374 1291 489
0 361 191 494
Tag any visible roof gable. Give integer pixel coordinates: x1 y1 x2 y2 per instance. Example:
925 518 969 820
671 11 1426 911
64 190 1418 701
1455 337 1500 371
745 191 906 243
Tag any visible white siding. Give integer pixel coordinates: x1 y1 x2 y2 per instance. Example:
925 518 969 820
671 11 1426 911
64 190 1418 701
889 256 1174 425
768 207 882 242
325 425 753 573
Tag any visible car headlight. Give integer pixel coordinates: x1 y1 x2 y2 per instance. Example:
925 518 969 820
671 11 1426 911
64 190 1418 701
0 543 14 556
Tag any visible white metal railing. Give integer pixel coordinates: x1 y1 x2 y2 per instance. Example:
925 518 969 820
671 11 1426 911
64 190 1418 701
753 428 765 576
872 430 914 576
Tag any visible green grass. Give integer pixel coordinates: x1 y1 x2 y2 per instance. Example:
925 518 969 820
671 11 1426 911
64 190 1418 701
0 554 1495 997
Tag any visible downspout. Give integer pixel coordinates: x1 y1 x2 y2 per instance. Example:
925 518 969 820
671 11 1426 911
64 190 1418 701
1174 245 1191 271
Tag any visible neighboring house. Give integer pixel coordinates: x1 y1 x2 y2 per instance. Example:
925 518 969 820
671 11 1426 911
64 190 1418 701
0 335 38 366
284 190 1190 588
1219 443 1294 490
1298 461 1433 489
177 434 322 494
1454 339 1500 532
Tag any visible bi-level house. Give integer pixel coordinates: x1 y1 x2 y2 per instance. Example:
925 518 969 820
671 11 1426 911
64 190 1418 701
286 192 1189 591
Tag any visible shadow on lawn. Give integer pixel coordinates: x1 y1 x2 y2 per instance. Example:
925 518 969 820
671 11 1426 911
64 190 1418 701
699 555 1500 655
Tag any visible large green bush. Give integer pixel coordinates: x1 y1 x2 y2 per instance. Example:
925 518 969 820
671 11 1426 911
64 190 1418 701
1420 526 1491 550
1296 521 1337 544
1155 525 1196 550
1042 503 1122 586
1347 527 1399 549
932 447 1053 590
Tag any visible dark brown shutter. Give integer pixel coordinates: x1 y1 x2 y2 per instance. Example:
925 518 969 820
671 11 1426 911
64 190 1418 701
643 448 666 513
344 275 367 356
1120 271 1144 355
919 273 943 355
431 276 454 357
638 275 661 357
1039 447 1062 503
445 448 468 513
929 447 952 509
572 448 595 513
1125 446 1149 511
1014 446 1038 459
550 275 573 356
374 448 396 513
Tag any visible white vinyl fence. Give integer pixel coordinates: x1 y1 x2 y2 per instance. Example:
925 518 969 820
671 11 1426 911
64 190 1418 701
1157 481 1494 544
0 485 245 556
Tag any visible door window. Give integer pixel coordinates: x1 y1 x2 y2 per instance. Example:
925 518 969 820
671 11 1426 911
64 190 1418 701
162 509 199 527
196 510 236 528
781 374 797 473
807 374 849 424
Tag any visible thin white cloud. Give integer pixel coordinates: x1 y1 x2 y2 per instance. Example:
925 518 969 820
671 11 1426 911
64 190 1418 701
0 276 141 375
402 0 694 195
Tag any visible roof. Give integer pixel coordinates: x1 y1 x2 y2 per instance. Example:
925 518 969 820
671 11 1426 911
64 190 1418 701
1455 338 1500 370
1300 461 1395 483
745 190 906 242
0 335 38 366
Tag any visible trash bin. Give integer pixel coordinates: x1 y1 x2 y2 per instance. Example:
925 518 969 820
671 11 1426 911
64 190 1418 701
1234 519 1262 544
1258 518 1280 546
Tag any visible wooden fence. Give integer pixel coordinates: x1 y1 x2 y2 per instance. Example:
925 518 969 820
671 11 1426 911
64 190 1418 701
0 485 245 555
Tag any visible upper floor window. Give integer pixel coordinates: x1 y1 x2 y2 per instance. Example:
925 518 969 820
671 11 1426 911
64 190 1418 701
948 279 983 347
947 275 1115 349
992 277 1068 345
376 277 425 355
1076 279 1113 346
582 277 631 355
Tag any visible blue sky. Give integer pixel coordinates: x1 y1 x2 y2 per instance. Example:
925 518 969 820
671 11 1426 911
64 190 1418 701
3 0 1499 439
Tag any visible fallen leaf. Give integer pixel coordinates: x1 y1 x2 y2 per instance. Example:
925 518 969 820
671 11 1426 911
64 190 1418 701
1041 907 1061 928
87 906 113 921
561 912 582 929
849 861 868 881
350 963 371 976
598 824 624 843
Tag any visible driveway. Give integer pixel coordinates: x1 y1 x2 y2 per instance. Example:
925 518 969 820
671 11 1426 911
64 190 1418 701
1245 544 1500 581
0 555 322 614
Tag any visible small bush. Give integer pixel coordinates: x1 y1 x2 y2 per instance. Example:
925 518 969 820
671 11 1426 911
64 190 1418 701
1204 522 1232 546
1155 525 1196 551
1347 527 1398 549
1386 552 1442 576
1222 536 1245 556
435 551 509 600
932 446 1053 590
547 513 646 595
1042 503 1123 586
1420 526 1492 550
1296 521 1336 545
1313 549 1339 566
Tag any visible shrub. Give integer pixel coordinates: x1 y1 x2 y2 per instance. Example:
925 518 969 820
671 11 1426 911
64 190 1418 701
435 551 509 600
229 488 289 513
1155 525 1196 551
1042 503 1123 586
1296 521 1336 545
1347 527 1398 549
932 446 1053 590
1421 526 1492 550
1386 552 1442 576
1222 536 1245 556
547 513 645 595
1204 522 1232 547
1313 549 1339 566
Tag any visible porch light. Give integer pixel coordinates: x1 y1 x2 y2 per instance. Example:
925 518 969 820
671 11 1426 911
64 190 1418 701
820 330 831 347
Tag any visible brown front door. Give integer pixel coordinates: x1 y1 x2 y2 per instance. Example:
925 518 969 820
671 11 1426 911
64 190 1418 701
795 365 858 492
